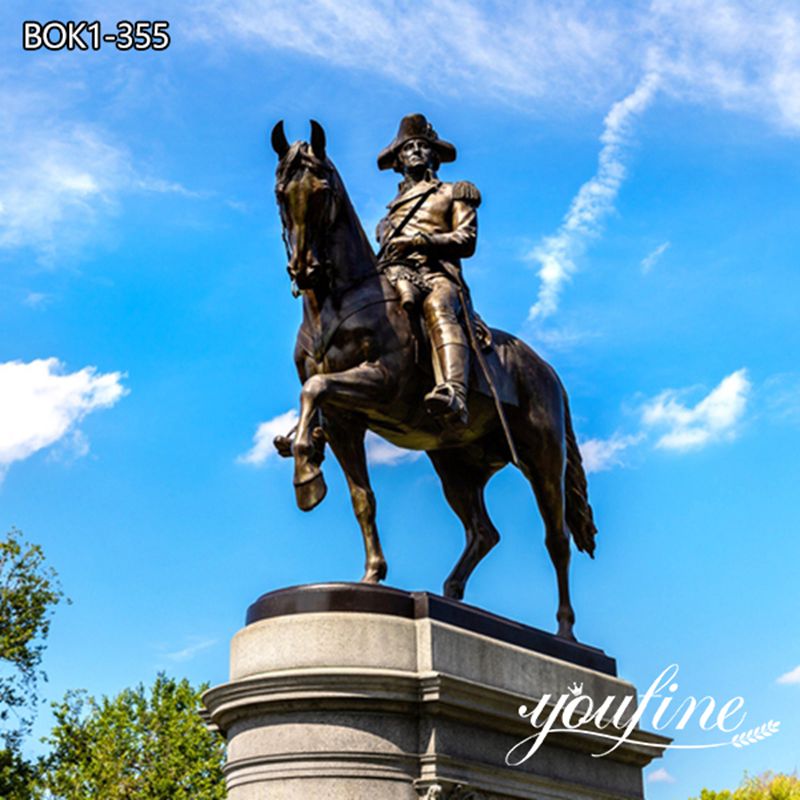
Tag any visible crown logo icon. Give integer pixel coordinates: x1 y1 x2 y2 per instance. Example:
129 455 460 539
567 681 584 697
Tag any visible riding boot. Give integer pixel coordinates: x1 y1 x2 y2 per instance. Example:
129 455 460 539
425 319 470 427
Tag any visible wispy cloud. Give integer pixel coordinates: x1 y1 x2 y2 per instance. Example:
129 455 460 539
641 241 670 274
580 369 754 472
776 665 800 685
23 291 53 309
647 767 676 784
641 368 751 451
0 358 127 480
0 82 207 261
193 1 636 107
529 325 598 356
580 432 643 473
0 118 129 261
192 1 800 135
528 71 661 320
134 177 207 198
763 373 800 426
651 0 800 134
238 409 298 466
163 636 218 663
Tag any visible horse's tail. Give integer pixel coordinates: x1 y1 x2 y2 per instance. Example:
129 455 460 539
563 390 597 558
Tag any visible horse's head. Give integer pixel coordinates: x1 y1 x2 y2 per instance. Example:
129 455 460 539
272 120 341 293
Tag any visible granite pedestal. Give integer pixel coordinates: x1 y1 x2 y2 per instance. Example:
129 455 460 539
203 584 668 799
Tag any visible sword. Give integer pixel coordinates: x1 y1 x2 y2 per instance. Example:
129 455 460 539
454 275 520 468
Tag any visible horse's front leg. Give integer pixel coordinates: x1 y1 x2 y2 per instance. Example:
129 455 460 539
293 361 392 511
325 414 387 584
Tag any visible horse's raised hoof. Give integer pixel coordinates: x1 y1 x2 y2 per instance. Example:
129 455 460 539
294 470 327 511
443 579 465 600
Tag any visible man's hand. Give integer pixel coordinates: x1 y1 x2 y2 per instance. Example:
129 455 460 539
384 233 429 260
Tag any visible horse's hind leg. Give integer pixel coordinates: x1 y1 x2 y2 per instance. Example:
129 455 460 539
520 435 576 641
325 415 387 584
427 449 499 600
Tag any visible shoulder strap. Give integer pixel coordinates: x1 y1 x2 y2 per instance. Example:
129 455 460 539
376 185 437 262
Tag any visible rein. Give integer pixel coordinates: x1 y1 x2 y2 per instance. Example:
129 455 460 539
300 282 396 363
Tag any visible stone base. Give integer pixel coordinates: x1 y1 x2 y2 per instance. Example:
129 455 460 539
203 584 667 799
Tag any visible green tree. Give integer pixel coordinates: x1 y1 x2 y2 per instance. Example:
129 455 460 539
38 674 226 799
692 772 800 800
0 528 64 798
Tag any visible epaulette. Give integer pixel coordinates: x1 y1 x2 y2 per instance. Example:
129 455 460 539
452 181 481 206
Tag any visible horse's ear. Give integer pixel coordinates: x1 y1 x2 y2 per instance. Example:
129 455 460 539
310 119 327 161
271 121 290 159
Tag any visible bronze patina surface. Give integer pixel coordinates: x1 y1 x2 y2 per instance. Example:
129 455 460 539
268 117 597 640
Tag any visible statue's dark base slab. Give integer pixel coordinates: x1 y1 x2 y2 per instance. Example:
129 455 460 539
246 582 616 676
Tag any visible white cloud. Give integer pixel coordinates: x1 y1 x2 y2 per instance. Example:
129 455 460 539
0 81 206 260
0 358 127 478
238 409 298 466
529 325 598 355
193 1 636 107
365 431 421 466
647 767 676 784
47 429 91 465
580 432 643 473
763 373 800 426
193 0 800 135
776 665 800 685
0 118 129 261
651 0 800 133
641 368 750 451
528 71 661 320
135 177 207 198
23 292 52 309
164 636 218 663
641 241 670 274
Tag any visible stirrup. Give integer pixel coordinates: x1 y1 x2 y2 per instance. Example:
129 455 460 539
424 383 468 427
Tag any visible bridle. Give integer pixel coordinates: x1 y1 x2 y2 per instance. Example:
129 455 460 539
272 121 343 298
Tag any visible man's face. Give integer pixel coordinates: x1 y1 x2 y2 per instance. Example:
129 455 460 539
398 138 434 173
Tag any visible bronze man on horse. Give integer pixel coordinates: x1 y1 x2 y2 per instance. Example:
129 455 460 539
269 118 597 640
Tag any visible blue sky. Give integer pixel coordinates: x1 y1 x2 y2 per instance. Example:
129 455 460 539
2 1 800 796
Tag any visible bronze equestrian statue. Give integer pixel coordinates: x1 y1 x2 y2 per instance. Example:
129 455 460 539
269 116 596 640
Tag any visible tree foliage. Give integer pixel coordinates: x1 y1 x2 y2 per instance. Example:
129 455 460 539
692 772 800 800
0 528 64 797
38 674 226 800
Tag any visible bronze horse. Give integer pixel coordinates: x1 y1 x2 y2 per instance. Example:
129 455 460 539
270 121 596 640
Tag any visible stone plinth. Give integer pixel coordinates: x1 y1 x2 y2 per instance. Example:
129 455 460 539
203 584 667 799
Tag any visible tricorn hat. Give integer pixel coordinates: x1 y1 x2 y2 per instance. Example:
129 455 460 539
377 113 456 172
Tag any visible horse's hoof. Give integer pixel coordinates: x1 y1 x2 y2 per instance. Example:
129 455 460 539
443 580 464 600
360 560 387 584
294 470 327 511
556 626 577 643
